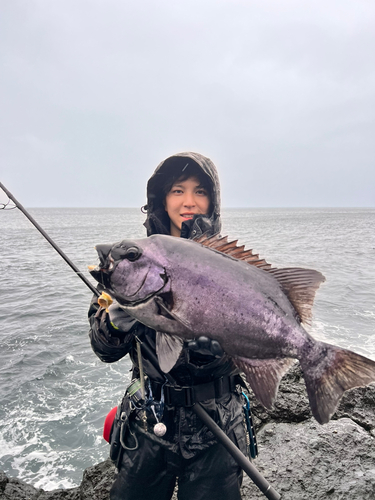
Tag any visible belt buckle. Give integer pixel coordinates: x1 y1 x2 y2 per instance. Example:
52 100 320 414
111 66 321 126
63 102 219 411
214 377 224 399
183 386 194 407
164 385 194 407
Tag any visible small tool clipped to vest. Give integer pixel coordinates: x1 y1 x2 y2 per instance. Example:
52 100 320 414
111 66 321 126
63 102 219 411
135 335 167 437
135 336 148 431
242 392 258 460
151 406 167 437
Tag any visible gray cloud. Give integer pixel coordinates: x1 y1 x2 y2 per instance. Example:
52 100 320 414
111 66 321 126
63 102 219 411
0 0 374 207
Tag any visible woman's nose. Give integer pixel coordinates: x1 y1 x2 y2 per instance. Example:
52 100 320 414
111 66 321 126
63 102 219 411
183 191 195 207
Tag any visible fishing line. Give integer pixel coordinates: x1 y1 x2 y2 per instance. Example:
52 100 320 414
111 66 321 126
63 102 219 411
0 181 100 297
0 198 17 210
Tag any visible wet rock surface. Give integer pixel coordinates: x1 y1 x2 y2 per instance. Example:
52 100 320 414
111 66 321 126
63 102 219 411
242 418 375 499
1 367 375 500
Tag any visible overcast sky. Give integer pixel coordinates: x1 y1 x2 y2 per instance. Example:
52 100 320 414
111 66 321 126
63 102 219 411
0 0 374 207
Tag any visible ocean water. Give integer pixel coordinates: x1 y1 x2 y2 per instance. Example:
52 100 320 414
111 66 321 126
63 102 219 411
0 207 374 490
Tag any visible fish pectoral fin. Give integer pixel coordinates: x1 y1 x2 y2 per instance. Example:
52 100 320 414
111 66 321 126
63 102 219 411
234 357 296 409
156 332 184 373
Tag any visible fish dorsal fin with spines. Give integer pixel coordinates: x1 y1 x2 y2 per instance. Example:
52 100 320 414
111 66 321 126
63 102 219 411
195 233 325 325
194 233 273 270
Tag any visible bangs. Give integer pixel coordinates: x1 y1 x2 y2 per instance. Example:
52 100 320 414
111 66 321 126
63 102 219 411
162 163 212 199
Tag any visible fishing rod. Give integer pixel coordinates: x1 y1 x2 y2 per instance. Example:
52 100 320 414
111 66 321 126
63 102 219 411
0 181 281 500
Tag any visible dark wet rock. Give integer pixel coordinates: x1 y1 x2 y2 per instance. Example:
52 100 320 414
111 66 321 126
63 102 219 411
0 463 111 500
242 418 375 499
249 363 375 434
334 384 375 434
242 364 375 498
38 488 80 500
79 459 115 500
1 371 375 500
0 472 42 500
249 363 312 429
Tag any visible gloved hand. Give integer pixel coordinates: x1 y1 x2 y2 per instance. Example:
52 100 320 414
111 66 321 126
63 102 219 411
93 301 137 344
89 288 136 360
96 292 137 333
107 303 138 333
187 336 224 358
181 214 216 239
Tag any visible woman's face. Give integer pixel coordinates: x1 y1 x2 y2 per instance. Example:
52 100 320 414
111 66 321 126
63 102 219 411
164 176 210 237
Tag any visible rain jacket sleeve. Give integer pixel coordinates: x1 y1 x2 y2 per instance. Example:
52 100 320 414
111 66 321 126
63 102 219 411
88 292 137 363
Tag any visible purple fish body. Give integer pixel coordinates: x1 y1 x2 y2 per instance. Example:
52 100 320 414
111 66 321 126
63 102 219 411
90 234 375 424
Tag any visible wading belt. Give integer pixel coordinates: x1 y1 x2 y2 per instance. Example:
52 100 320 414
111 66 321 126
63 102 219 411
163 375 238 407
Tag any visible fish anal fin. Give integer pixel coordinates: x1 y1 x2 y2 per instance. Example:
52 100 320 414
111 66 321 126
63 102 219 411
268 268 326 324
156 332 184 373
234 357 295 409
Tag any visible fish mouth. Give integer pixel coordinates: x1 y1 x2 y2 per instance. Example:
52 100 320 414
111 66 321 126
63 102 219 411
89 241 169 305
88 255 116 288
89 241 138 284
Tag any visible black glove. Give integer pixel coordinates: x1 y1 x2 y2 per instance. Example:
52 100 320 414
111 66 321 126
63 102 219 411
107 303 138 333
94 303 137 345
187 336 224 358
181 214 218 239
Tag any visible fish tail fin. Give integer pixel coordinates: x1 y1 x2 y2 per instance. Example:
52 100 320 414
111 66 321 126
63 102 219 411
300 342 375 424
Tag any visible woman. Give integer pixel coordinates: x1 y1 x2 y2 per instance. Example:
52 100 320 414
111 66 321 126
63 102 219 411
89 152 247 500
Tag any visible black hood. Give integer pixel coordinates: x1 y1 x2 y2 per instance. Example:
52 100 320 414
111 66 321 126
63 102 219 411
143 152 221 238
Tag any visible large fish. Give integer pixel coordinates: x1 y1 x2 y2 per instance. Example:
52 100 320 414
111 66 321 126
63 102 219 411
89 234 375 424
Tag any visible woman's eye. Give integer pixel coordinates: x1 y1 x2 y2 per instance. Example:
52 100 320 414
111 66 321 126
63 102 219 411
196 189 208 196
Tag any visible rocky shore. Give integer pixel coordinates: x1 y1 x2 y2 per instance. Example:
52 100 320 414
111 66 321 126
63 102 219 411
1 365 375 500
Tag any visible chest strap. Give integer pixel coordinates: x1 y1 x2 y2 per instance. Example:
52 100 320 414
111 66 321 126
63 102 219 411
164 375 237 408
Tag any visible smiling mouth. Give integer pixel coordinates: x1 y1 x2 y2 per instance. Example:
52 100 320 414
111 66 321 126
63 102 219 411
181 213 195 219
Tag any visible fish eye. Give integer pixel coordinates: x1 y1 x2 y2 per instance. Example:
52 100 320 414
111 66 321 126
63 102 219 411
125 246 142 261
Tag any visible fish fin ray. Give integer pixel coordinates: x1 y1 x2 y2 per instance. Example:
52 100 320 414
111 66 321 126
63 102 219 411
194 234 324 324
268 268 325 324
156 332 184 373
300 342 375 424
195 233 273 270
233 357 295 409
